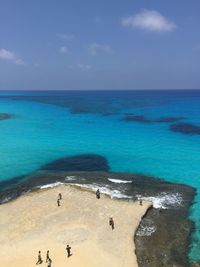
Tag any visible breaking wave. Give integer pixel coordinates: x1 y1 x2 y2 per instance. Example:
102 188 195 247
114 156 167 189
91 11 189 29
107 178 132 184
136 192 183 209
39 182 64 189
69 183 132 199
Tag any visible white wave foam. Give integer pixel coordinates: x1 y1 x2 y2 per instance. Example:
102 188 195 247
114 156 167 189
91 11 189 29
65 176 76 181
136 192 183 209
1 196 12 204
136 225 157 236
39 182 64 189
108 178 132 184
69 183 132 199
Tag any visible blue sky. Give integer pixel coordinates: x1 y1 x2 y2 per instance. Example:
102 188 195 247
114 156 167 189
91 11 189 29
0 0 200 90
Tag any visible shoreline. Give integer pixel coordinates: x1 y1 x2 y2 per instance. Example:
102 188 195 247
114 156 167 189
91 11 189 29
0 184 152 267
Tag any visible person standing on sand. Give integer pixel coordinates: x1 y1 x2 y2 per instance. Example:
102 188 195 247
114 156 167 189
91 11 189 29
36 250 43 265
46 250 50 263
66 244 72 257
109 217 114 230
58 193 62 200
96 189 100 199
139 199 143 206
47 258 52 267
57 198 60 207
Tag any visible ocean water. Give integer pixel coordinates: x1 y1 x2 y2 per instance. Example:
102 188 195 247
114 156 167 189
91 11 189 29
0 90 200 261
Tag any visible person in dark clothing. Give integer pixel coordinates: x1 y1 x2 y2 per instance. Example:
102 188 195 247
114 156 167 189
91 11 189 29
139 199 143 206
109 217 114 230
57 198 60 207
96 189 100 199
36 251 43 265
46 250 50 263
66 244 72 257
58 193 62 200
47 258 52 267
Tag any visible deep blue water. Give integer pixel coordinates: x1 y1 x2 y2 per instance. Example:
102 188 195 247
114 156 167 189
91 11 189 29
0 90 200 261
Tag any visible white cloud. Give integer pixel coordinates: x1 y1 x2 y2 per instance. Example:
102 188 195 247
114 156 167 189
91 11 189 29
0 49 15 60
77 64 92 71
121 9 176 32
88 43 113 55
60 46 69 54
0 49 25 65
57 33 74 40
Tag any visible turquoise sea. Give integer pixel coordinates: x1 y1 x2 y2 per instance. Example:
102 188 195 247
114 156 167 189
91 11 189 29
0 90 200 261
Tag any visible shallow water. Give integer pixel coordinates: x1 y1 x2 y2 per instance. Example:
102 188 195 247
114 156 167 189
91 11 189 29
0 90 200 260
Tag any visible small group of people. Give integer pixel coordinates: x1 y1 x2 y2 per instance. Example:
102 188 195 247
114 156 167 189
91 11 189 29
57 193 62 207
36 245 72 266
36 250 52 266
36 188 116 265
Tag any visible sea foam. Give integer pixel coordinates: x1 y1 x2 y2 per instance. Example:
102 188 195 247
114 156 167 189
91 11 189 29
69 183 132 199
107 178 132 184
136 225 157 237
136 192 183 209
65 175 76 181
39 182 64 189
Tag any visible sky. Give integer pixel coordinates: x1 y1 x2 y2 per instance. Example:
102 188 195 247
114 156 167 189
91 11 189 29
0 0 200 90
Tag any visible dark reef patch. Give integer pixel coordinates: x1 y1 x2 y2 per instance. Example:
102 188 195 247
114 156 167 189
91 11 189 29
0 113 12 120
170 123 200 135
122 114 185 124
153 116 185 123
123 115 151 123
41 154 109 172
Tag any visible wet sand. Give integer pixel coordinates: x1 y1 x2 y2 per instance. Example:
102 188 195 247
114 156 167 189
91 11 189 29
0 184 152 267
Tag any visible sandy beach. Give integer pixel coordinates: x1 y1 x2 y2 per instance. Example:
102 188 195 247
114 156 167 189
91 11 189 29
0 184 152 267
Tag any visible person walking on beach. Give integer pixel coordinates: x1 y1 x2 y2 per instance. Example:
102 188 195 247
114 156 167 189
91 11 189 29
66 244 72 257
57 198 60 207
96 189 100 199
139 199 143 206
47 258 52 267
109 217 114 230
46 250 50 263
36 251 43 265
58 193 62 200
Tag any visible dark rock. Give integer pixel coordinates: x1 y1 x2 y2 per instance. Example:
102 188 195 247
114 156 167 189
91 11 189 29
41 154 109 172
170 123 200 135
132 176 196 267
